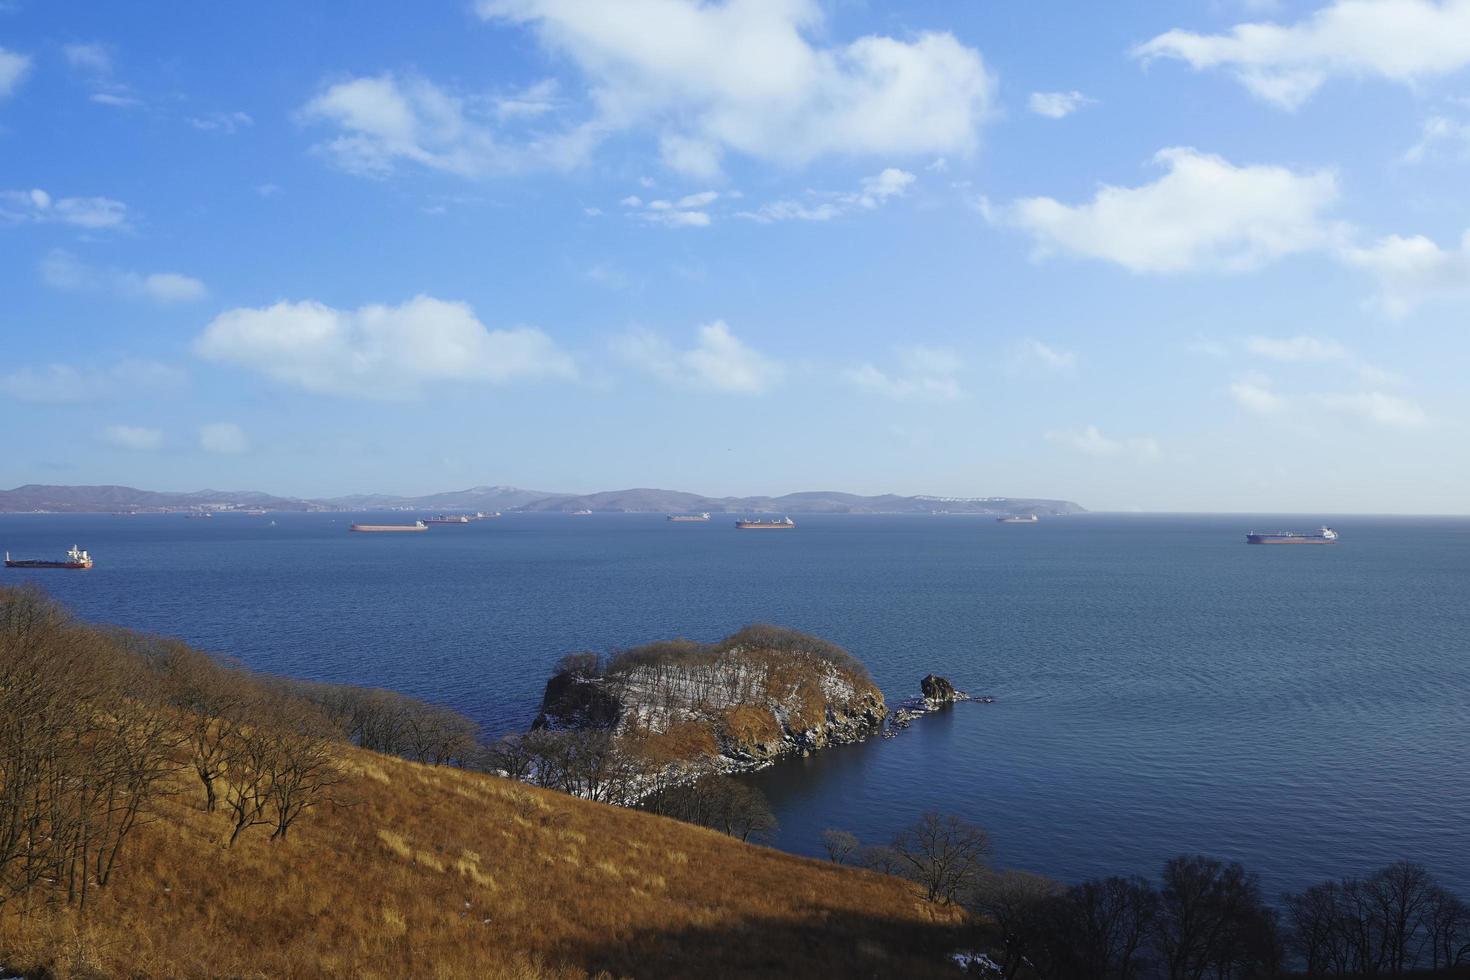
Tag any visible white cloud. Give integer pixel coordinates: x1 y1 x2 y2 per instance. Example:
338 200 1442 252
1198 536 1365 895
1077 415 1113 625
1014 339 1078 373
1028 90 1095 119
199 422 249 454
256 183 283 198
475 0 995 175
1403 114 1470 163
845 346 964 401
63 42 112 75
1046 425 1162 460
188 111 254 134
739 167 915 223
1004 147 1340 273
194 295 577 398
621 191 716 228
1135 0 1470 110
0 46 31 99
63 41 139 108
299 73 595 177
1229 372 1287 415
614 321 781 393
1318 390 1428 428
100 424 163 451
1 189 129 228
0 359 186 403
1340 229 1470 316
1244 335 1348 362
39 250 207 304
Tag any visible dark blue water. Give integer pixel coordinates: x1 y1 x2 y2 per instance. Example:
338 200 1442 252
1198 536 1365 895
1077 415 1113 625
3 512 1467 896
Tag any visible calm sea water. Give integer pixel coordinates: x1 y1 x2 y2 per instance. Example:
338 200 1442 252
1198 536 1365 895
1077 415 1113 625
2 511 1467 896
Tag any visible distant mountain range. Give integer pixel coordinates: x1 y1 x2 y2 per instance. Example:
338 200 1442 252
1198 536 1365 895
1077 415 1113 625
0 483 1085 516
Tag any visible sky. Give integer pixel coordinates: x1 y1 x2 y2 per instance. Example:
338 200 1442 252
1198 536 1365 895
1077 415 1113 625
2 0 1469 512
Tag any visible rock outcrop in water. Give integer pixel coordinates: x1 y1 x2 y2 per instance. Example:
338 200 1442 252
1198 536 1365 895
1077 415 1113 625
534 625 887 770
886 674 987 736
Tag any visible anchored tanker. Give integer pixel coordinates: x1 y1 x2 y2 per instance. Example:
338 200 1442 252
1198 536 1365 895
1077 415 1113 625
732 517 793 531
1246 527 1339 545
997 515 1039 524
350 521 428 533
5 545 94 569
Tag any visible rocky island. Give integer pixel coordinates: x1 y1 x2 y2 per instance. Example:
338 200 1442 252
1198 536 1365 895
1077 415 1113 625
534 625 888 772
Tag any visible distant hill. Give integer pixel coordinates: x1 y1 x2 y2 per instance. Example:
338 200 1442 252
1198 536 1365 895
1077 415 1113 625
513 487 1084 516
0 483 1085 516
0 484 323 513
321 485 564 511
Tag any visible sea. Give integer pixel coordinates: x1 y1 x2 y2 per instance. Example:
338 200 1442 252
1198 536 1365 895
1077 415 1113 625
2 511 1467 897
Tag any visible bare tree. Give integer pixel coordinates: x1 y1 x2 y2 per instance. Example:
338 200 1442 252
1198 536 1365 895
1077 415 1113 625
964 869 1062 980
890 811 992 905
1154 855 1277 980
1367 860 1436 975
822 828 859 864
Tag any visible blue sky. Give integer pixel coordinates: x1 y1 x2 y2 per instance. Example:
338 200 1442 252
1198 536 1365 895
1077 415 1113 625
3 0 1469 511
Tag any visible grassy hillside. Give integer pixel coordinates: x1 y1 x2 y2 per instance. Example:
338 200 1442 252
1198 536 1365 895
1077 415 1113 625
1 742 972 979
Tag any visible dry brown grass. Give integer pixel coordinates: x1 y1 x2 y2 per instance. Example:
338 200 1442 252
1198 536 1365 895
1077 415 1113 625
0 744 975 979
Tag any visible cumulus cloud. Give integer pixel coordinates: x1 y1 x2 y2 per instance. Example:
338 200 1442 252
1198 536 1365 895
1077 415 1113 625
1003 147 1340 273
1340 229 1470 316
39 250 207 304
199 422 249 454
845 346 964 401
475 0 995 175
614 321 781 393
194 295 577 398
1229 373 1287 415
299 73 596 177
0 47 30 100
1046 425 1162 460
1135 0 1470 110
1317 390 1428 428
0 359 186 403
1 188 129 229
622 190 718 227
100 424 163 451
1028 90 1095 119
739 167 916 223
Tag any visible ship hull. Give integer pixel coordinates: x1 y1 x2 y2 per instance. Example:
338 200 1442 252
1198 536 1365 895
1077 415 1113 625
350 525 427 533
736 524 795 530
5 560 92 569
1246 535 1336 545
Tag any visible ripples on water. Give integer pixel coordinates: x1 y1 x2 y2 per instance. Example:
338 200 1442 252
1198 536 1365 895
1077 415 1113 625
3 511 1466 895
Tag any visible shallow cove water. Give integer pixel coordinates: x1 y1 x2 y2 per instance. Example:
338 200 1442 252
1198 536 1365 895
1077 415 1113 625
3 510 1466 896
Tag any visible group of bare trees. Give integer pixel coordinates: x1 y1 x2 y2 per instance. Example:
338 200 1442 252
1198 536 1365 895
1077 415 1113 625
0 588 179 913
823 814 1468 979
0 584 484 914
1282 861 1469 975
0 590 179 922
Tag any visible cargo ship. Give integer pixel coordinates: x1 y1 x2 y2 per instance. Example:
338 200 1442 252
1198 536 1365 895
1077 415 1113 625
1246 527 1338 545
5 545 94 569
736 517 795 530
424 515 471 524
472 511 500 520
184 512 213 519
349 521 428 533
668 513 711 522
997 515 1039 524
571 509 593 516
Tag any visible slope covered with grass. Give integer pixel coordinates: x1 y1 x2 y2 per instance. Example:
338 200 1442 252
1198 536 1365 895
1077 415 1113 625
2 742 971 979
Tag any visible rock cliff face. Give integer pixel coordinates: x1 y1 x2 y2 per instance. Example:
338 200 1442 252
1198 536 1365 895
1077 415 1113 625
535 626 887 770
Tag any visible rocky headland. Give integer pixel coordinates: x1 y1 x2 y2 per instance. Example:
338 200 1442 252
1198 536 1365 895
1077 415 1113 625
533 625 888 772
